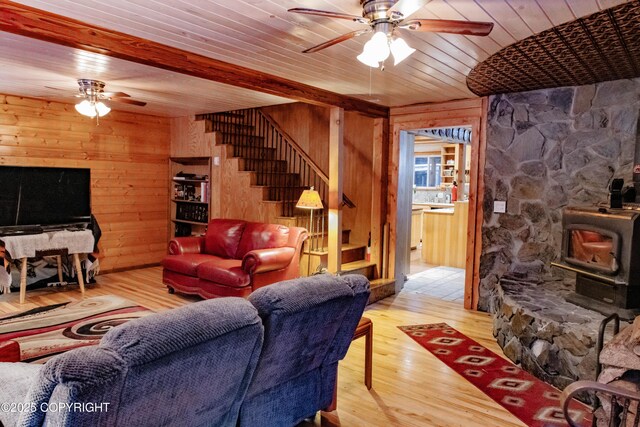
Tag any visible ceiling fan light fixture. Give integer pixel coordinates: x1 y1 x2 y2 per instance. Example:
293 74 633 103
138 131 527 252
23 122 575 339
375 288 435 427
95 101 111 117
369 31 391 61
358 31 392 67
75 100 97 118
357 50 381 68
390 37 416 65
75 99 110 118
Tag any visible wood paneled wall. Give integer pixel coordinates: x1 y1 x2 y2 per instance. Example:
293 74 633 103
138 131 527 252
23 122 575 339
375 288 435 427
262 103 375 246
0 95 171 272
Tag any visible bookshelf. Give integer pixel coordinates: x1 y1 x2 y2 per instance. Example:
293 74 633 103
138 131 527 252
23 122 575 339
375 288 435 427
440 144 459 187
169 157 212 238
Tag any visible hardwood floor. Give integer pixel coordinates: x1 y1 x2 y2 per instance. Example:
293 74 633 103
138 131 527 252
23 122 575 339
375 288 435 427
0 267 525 427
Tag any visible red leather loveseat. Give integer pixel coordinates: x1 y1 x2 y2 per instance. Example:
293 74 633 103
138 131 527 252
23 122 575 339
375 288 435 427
162 219 308 299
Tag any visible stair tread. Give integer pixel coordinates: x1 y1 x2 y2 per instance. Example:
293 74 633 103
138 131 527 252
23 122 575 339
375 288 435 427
219 132 263 136
341 260 376 270
370 278 395 286
254 172 299 176
308 243 363 255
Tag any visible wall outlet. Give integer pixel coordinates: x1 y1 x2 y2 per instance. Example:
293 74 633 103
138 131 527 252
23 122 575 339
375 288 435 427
493 200 506 214
213 156 220 166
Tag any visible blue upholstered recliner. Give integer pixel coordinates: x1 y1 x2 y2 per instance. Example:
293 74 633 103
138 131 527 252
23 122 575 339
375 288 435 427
0 298 264 427
239 273 371 427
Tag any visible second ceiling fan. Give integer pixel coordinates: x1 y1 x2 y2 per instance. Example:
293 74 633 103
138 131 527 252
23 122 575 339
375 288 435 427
289 0 494 67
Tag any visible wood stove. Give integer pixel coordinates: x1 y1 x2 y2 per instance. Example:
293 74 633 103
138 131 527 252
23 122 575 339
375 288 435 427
553 206 640 319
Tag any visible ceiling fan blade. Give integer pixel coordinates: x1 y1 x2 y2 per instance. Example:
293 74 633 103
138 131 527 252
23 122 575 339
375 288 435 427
401 19 494 36
44 85 69 92
110 98 146 107
302 29 371 53
103 91 131 98
388 0 432 19
288 8 365 22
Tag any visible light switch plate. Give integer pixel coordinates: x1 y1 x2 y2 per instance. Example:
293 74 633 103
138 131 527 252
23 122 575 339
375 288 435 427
213 156 220 166
494 200 506 214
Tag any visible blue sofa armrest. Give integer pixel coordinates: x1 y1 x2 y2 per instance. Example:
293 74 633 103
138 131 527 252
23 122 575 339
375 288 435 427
242 247 296 275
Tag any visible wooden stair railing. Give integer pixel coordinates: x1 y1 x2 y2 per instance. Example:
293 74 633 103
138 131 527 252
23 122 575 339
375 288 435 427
196 108 355 252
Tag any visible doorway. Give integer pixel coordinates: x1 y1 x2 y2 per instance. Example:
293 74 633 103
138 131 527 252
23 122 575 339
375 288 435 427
404 127 472 304
388 99 487 310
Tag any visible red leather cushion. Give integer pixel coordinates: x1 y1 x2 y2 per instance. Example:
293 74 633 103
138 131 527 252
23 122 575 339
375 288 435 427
204 219 247 259
162 254 223 277
235 222 290 258
197 259 249 288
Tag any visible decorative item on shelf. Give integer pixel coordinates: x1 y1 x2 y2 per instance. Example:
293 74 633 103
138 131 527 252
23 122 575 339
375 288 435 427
174 171 196 180
185 185 196 201
452 181 458 202
173 184 181 199
296 186 323 276
200 182 209 202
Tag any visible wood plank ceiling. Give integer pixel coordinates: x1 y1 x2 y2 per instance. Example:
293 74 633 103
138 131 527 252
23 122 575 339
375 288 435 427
0 0 630 117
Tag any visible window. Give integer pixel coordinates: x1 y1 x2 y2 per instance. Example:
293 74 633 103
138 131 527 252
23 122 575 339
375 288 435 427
414 156 441 188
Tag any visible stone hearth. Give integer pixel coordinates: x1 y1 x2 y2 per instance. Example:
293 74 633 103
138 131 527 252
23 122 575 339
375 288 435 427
491 274 626 390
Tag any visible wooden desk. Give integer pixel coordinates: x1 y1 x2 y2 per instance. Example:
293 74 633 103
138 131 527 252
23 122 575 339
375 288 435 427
3 230 95 303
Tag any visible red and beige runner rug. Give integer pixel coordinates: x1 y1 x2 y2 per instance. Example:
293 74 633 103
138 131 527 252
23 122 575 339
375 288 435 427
0 295 153 363
399 323 592 427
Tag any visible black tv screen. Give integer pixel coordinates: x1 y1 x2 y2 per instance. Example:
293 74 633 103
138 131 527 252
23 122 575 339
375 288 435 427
0 166 91 228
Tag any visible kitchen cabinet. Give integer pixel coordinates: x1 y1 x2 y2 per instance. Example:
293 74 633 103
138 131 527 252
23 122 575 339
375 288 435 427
421 201 469 268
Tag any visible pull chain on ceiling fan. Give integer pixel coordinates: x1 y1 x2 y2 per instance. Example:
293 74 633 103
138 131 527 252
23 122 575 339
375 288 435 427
289 0 494 68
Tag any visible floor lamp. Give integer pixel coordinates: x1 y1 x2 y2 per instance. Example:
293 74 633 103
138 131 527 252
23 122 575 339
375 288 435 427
296 186 323 276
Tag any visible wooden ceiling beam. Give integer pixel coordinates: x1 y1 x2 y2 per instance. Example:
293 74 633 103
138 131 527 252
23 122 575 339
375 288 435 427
0 1 389 118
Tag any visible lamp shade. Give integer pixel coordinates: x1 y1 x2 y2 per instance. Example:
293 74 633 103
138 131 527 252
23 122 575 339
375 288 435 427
390 37 416 65
75 99 111 118
357 50 381 68
75 100 97 117
368 31 390 62
95 101 111 117
296 187 323 210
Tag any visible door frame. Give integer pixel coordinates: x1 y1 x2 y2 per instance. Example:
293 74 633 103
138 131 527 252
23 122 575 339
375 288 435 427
388 98 488 309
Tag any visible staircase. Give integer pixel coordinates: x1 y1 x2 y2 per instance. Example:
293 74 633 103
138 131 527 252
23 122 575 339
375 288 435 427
195 108 395 303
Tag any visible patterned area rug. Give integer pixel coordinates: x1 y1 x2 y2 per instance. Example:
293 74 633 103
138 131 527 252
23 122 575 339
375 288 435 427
399 323 592 427
0 295 153 363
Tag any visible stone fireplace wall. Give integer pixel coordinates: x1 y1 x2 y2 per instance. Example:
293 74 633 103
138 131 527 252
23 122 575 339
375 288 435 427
479 78 640 311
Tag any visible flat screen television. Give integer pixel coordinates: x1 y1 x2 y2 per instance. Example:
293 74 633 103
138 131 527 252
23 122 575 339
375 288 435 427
0 166 91 229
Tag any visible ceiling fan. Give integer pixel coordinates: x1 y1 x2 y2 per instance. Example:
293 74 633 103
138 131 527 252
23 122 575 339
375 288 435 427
289 0 494 67
46 79 146 119
74 79 146 120
74 79 146 107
